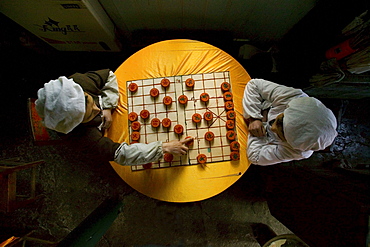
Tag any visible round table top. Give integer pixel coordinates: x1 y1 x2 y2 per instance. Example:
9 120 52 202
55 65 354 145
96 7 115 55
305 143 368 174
107 39 251 202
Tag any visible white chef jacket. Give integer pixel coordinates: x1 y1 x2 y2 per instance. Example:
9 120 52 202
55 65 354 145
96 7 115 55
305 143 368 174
101 71 119 109
242 79 313 166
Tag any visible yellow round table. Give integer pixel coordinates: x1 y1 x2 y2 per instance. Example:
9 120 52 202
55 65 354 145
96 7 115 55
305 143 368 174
107 39 251 202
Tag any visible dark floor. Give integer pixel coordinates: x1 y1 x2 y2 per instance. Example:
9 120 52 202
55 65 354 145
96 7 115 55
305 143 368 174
1 4 370 246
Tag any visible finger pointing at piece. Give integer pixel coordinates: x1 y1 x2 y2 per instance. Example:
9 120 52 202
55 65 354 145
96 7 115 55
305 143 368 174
181 137 194 145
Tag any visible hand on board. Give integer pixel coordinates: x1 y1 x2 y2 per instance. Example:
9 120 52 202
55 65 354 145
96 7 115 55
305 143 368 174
162 137 194 156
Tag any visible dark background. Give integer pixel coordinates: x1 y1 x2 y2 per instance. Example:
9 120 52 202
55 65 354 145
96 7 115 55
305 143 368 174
1 0 370 246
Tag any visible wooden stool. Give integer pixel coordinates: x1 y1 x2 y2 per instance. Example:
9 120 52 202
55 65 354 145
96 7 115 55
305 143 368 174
0 229 58 247
0 158 44 213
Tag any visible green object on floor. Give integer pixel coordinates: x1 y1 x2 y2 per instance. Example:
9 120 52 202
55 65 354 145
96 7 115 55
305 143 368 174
58 196 123 247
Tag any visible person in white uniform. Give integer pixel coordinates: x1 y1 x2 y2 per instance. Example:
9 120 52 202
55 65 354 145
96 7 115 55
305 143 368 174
35 69 192 166
243 79 338 166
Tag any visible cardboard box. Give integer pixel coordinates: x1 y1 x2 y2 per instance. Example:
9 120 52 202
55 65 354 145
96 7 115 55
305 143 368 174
0 0 121 52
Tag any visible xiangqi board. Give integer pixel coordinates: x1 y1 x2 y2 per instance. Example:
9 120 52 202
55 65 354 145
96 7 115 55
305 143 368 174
127 71 240 171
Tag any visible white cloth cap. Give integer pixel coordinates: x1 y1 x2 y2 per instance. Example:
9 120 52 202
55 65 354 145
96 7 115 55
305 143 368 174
283 97 337 151
35 76 85 134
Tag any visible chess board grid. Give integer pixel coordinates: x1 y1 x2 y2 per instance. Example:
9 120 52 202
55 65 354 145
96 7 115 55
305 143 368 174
127 72 236 171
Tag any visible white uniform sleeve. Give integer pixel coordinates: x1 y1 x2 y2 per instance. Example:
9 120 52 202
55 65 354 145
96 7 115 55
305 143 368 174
101 71 119 109
242 79 307 120
247 133 313 166
114 141 163 166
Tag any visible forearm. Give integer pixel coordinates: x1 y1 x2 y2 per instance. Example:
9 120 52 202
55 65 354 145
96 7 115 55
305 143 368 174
243 79 307 120
114 141 163 166
247 134 267 165
247 130 284 166
101 71 119 109
243 80 264 120
247 133 313 166
113 138 192 166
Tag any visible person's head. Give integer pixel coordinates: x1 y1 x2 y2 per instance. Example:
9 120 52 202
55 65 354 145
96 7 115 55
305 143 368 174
35 76 86 134
283 97 337 151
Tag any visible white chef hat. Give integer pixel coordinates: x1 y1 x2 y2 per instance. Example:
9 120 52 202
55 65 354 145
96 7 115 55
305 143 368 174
283 97 337 151
35 76 85 134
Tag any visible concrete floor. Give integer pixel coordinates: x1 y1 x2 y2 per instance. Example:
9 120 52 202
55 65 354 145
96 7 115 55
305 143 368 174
1 125 292 246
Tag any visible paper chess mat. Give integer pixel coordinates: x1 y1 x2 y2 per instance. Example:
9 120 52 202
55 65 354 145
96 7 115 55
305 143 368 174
127 71 240 171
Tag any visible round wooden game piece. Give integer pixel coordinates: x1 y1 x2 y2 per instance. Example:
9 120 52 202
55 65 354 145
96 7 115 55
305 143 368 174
162 118 171 128
185 136 194 146
224 101 234 110
226 110 236 120
128 112 138 122
221 82 230 92
185 78 195 87
223 91 233 101
150 88 159 97
200 92 210 102
142 163 153 169
140 109 150 119
164 153 174 162
230 141 240 151
203 111 213 121
131 131 140 141
197 154 207 164
161 78 170 88
129 82 138 92
174 124 184 134
192 113 202 123
163 96 172 106
131 121 141 131
226 130 236 141
230 151 240 161
151 118 161 128
204 131 215 141
178 95 188 105
226 120 235 130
